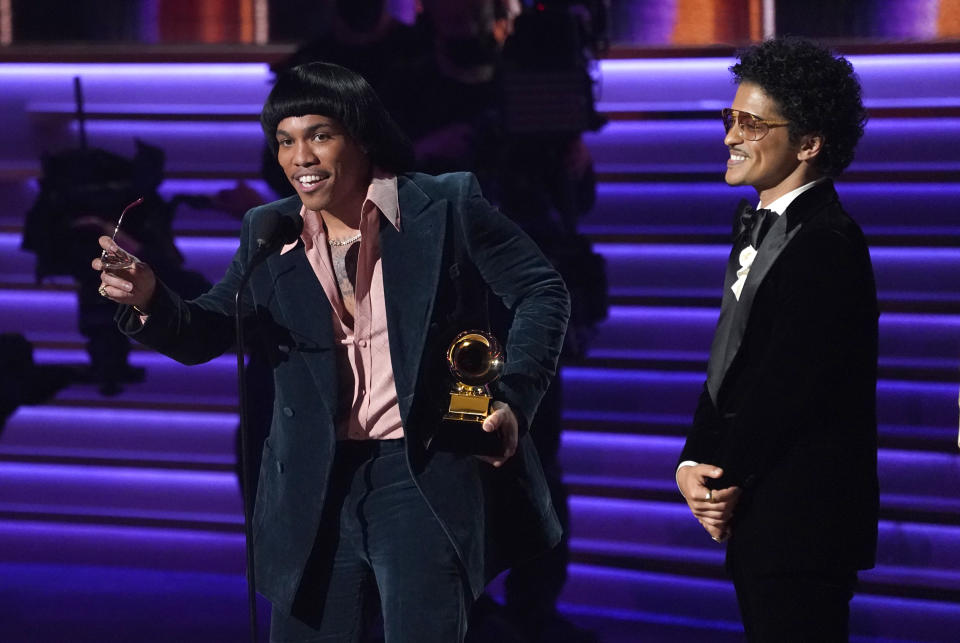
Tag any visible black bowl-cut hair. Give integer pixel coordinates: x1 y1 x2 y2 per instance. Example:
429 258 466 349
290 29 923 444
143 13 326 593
260 62 414 173
731 37 867 177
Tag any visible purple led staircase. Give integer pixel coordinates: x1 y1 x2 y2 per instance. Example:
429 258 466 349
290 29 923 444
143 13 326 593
0 53 958 642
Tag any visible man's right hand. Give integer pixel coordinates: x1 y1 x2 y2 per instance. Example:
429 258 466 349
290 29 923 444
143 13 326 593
92 235 157 314
677 463 742 542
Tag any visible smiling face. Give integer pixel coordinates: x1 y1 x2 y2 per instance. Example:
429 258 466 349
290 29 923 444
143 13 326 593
724 82 819 205
275 114 372 218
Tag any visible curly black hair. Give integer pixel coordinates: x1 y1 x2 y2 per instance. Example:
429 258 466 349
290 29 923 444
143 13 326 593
731 37 867 177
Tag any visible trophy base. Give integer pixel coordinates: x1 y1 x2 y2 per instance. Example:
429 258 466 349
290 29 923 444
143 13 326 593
431 419 505 456
443 411 486 422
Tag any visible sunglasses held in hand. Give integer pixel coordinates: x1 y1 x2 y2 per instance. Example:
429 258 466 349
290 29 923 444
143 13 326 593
100 197 144 270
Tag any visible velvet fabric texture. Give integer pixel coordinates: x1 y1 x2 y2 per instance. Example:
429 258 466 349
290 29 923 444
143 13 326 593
120 172 569 614
269 439 470 641
680 180 880 577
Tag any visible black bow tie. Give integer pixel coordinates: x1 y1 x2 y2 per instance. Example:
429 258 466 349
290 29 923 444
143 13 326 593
734 199 775 248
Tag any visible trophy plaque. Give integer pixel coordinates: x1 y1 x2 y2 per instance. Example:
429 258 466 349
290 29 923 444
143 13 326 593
444 330 504 423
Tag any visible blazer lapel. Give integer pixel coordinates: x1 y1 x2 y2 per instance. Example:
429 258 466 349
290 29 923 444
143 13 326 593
380 176 448 424
263 205 338 413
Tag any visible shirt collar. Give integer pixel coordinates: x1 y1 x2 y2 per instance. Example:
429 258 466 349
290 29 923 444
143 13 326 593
365 170 401 231
281 169 401 254
759 177 826 216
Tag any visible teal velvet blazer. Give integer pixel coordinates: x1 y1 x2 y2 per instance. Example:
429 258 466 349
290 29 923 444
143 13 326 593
121 172 570 612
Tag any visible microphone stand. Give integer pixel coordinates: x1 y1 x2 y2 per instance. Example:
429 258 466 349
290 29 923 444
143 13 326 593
231 211 299 642
234 247 268 643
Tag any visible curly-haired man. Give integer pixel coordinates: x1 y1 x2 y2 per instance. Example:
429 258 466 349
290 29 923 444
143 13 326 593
677 38 879 642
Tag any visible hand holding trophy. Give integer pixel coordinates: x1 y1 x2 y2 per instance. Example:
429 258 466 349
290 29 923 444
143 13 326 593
439 330 511 457
444 330 504 422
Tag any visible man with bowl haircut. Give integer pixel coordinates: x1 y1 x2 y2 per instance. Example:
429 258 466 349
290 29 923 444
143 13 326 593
676 38 879 642
94 62 569 642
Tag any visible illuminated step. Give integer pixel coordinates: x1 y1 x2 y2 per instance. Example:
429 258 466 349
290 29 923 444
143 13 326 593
0 519 244 574
30 348 240 409
590 307 960 372
582 182 960 233
595 243 960 305
0 461 242 527
0 406 237 467
596 54 960 111
0 561 265 642
561 369 959 432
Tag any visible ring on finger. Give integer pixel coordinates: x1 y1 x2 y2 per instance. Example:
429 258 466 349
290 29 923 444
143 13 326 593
98 285 108 297
706 489 713 502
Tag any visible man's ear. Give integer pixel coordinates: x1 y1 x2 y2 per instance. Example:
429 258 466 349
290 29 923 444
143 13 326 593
797 133 824 162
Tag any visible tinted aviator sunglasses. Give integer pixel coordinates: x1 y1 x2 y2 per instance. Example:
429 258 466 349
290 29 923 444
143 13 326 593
721 108 789 141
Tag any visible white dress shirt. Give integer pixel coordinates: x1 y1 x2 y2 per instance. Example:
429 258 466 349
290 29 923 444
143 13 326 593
730 178 826 301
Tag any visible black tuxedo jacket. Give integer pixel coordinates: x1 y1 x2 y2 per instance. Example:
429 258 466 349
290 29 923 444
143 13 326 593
120 172 569 612
679 180 879 575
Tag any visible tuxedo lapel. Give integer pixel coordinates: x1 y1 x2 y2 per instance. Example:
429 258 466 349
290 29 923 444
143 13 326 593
735 180 837 325
706 181 838 403
380 177 448 424
721 212 799 366
705 239 747 403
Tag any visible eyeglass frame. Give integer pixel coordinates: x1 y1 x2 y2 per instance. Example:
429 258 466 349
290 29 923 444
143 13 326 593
721 108 790 141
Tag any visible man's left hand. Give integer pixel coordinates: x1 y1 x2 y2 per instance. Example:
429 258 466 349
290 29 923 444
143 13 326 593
476 401 518 468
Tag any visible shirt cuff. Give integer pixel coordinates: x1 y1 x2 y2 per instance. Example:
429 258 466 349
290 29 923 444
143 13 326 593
676 460 699 497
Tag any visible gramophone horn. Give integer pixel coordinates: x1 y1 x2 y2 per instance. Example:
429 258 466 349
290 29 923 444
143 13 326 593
447 331 503 386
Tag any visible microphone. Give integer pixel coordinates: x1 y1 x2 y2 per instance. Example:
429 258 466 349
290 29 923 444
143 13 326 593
250 210 303 266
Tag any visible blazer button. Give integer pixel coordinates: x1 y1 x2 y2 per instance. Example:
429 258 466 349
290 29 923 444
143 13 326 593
276 461 284 474
283 407 294 417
